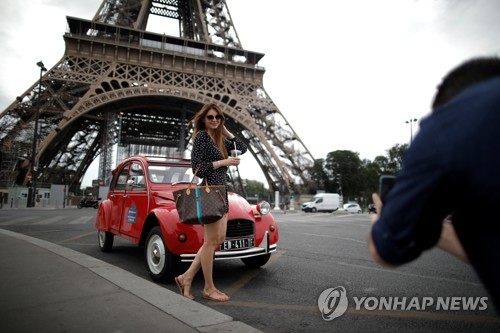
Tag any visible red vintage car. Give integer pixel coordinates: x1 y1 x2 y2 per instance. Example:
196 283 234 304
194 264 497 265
95 156 279 283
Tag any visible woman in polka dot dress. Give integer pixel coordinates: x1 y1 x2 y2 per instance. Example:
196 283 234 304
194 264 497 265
175 103 247 302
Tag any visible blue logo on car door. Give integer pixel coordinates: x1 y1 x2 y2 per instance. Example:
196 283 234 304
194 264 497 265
127 204 137 224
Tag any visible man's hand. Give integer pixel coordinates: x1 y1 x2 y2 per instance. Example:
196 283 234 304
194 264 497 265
438 220 469 263
368 193 396 267
370 193 383 226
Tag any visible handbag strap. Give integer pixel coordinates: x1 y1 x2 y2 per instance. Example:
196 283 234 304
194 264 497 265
188 166 200 187
187 165 210 193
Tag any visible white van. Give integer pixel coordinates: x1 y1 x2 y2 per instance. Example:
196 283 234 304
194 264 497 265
302 193 340 213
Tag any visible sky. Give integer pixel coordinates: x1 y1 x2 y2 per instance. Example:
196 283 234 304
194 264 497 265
1 0 499 187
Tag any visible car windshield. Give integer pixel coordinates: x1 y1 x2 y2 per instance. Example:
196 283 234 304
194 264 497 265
147 164 199 184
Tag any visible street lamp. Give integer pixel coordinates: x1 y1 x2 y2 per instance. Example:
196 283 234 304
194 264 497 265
405 118 418 144
27 61 47 208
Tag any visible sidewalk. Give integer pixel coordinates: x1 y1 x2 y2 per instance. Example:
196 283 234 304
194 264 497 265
0 229 262 333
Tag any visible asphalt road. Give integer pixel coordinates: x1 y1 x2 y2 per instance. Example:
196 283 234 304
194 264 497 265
1 207 499 332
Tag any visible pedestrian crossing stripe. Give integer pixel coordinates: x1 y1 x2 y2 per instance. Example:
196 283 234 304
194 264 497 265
32 216 67 225
0 215 94 225
68 216 94 225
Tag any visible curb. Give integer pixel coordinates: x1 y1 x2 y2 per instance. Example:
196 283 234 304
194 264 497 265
0 229 263 333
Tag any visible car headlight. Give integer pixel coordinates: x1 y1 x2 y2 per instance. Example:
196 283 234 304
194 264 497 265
257 201 271 215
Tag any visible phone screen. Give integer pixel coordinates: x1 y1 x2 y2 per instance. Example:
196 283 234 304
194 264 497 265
379 175 396 203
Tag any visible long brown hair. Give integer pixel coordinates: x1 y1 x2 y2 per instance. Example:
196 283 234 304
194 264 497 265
192 103 228 158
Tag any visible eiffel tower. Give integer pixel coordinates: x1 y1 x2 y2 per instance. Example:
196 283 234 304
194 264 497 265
0 0 314 196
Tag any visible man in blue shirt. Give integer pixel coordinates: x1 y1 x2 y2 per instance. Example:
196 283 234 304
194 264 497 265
369 57 500 312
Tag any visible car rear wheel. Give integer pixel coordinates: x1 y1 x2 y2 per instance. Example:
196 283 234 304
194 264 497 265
98 229 114 252
145 226 177 283
241 254 271 268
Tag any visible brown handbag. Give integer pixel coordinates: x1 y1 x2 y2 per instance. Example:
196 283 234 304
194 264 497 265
173 168 226 224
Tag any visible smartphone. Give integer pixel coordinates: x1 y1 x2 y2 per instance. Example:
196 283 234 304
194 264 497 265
378 175 396 203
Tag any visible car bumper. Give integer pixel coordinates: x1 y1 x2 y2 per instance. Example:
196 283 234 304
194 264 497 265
180 231 277 262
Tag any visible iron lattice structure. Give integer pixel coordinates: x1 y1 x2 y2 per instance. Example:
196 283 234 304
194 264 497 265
0 0 314 193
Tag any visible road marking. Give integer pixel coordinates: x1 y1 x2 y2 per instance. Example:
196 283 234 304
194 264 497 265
336 214 367 218
59 231 96 244
0 216 40 225
334 260 481 287
277 214 371 226
298 232 366 244
68 216 95 224
32 216 68 225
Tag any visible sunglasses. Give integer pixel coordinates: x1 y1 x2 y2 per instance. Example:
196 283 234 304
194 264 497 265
206 114 223 121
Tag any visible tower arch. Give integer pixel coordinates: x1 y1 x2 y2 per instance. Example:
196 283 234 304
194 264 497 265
0 0 314 194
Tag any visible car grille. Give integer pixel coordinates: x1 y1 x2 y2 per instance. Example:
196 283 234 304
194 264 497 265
226 219 254 238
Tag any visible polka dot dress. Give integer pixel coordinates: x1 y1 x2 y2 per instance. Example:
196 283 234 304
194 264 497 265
191 130 247 212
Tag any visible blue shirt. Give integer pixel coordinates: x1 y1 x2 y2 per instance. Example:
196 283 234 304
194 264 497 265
372 77 500 309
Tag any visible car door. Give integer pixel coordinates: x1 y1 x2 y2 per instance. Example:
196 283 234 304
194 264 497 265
119 161 149 240
109 163 130 232
316 197 324 210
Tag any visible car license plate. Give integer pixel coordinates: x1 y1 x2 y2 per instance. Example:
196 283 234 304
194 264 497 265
221 238 254 251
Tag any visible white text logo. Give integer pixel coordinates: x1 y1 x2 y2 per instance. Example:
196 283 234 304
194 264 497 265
353 296 488 311
317 286 348 321
317 287 489 321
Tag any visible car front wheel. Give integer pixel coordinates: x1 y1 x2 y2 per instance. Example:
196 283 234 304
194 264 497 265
145 226 177 283
241 254 271 268
98 229 114 252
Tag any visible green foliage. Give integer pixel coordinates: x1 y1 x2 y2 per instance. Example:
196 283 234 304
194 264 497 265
309 143 408 204
244 179 270 203
386 143 408 172
307 158 330 193
325 150 363 199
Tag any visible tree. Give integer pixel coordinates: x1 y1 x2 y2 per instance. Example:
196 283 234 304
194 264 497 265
385 143 408 174
307 158 330 193
372 155 389 174
370 144 408 176
360 158 380 199
304 143 409 205
325 150 363 200
244 179 270 203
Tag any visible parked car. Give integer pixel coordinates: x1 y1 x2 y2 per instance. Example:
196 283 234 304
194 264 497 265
95 156 279 283
343 203 362 213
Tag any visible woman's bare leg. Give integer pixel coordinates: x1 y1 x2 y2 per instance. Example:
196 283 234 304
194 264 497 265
177 215 228 300
201 215 229 301
177 248 201 299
